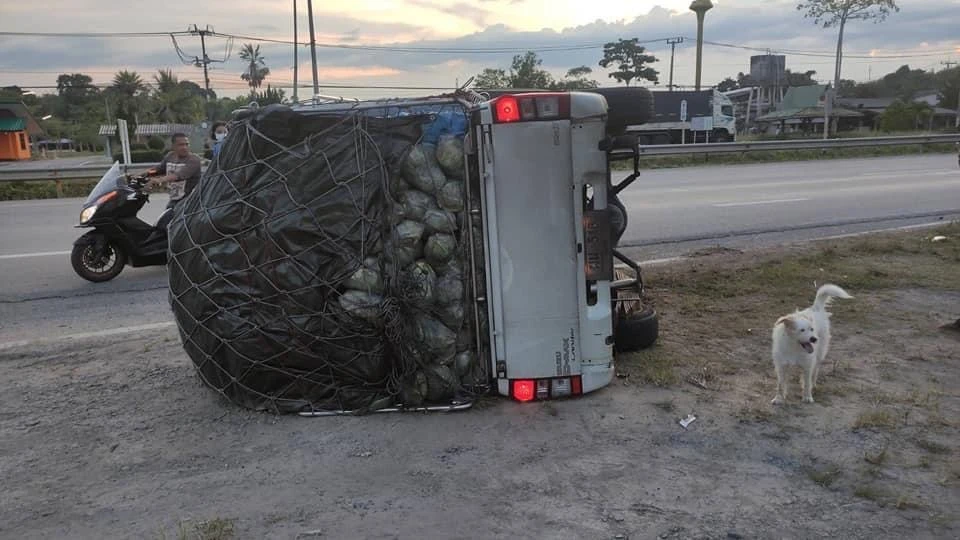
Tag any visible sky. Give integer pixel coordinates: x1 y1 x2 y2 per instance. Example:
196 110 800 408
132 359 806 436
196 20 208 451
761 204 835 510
1 0 958 101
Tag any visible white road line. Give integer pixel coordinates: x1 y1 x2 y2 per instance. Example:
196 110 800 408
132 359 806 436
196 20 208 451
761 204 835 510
0 321 177 352
0 250 72 260
713 198 809 208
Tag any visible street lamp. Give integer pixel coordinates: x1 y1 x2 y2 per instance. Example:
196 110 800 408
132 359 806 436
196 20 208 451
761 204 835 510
689 0 714 92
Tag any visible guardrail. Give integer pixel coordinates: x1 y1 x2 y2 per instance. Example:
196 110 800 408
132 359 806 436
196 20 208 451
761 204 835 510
620 133 960 158
0 162 163 183
1 134 957 185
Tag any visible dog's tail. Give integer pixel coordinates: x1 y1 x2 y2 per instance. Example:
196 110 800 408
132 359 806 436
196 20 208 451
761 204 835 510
813 284 853 311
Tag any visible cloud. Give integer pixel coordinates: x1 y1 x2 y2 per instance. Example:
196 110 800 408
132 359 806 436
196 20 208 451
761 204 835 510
406 0 494 27
1 0 957 100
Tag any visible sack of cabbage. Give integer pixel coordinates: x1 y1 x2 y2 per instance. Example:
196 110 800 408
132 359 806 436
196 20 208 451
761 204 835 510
337 133 482 406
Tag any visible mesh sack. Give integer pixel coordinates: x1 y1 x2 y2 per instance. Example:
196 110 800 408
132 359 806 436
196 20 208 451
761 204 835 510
167 99 488 414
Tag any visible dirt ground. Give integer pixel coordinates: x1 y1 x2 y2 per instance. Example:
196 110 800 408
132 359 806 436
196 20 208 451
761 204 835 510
1 224 958 540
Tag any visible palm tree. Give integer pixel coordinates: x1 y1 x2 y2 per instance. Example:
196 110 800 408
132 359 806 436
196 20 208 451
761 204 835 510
152 69 204 123
239 43 270 90
110 70 149 125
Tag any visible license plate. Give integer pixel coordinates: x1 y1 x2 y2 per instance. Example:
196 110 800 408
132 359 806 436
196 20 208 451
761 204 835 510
583 209 613 281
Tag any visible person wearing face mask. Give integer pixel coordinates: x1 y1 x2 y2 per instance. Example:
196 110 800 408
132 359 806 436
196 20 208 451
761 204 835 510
210 121 228 159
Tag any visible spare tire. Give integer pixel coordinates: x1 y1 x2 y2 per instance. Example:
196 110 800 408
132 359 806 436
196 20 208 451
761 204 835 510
585 87 655 136
613 304 659 352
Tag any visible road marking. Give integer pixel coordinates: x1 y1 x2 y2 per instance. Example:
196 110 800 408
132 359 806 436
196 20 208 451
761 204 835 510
713 198 809 208
0 250 72 260
0 321 177 352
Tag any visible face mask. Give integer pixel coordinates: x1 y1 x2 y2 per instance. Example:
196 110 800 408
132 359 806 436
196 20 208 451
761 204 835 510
215 132 227 141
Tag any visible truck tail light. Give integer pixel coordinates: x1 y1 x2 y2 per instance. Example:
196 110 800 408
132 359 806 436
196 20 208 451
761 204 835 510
511 376 583 402
492 93 570 124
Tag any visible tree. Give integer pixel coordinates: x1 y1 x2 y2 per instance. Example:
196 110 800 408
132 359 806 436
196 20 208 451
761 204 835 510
937 66 960 111
879 100 932 132
474 68 510 89
797 0 899 134
239 43 270 90
508 51 554 89
716 77 739 92
552 66 599 90
598 38 659 87
249 85 286 106
152 69 204 123
784 69 818 86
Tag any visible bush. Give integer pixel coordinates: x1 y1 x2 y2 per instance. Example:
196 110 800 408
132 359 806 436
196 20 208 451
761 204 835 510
147 137 166 150
112 149 167 163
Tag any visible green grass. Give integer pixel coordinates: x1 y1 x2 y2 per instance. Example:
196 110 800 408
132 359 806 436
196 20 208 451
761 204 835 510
0 179 99 201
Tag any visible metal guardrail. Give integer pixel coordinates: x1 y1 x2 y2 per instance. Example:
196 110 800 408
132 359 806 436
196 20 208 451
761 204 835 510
620 133 960 158
0 162 164 183
1 134 957 184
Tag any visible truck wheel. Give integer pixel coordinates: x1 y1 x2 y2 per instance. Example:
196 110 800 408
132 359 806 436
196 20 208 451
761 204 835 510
613 304 659 352
586 87 655 135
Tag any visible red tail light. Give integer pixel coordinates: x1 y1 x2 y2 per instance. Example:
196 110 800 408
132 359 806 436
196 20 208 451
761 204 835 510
571 376 582 395
492 93 570 124
512 380 535 402
495 96 520 123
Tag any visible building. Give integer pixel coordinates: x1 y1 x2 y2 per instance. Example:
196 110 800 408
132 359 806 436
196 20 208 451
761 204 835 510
755 84 863 135
0 98 44 161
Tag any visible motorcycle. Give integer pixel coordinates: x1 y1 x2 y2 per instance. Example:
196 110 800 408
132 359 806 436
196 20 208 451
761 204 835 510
71 161 170 282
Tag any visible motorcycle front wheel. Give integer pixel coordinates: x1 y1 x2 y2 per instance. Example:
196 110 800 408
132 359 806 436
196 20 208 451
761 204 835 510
71 240 127 282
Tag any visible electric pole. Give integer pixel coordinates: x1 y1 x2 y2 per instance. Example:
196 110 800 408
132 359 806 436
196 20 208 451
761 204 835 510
667 37 684 92
944 61 959 128
293 0 299 102
178 24 232 119
306 0 319 97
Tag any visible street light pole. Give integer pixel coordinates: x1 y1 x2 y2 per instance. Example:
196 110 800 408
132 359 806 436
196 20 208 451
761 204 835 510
293 0 299 102
306 0 319 97
689 0 713 92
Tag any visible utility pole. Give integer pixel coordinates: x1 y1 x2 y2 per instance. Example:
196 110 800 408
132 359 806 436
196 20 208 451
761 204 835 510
187 25 213 103
944 61 959 128
293 0 299 102
306 0 320 97
667 37 684 92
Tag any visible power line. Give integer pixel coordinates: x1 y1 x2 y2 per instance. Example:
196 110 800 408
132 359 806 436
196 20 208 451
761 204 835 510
696 38 958 59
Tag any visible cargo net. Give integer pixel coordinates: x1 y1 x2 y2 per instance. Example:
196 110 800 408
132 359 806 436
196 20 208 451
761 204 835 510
166 97 490 414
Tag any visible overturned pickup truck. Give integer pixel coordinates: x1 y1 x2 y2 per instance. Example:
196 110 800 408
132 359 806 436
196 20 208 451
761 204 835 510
166 88 659 415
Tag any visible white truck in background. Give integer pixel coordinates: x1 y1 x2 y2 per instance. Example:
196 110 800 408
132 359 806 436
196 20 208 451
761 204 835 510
625 89 737 145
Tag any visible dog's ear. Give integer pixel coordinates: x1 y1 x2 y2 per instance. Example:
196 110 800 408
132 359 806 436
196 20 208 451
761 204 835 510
776 316 796 330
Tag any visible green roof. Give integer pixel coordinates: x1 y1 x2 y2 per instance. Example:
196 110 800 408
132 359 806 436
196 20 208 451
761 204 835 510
0 117 26 132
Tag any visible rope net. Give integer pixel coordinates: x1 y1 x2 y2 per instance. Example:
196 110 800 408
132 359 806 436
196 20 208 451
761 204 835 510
166 97 490 414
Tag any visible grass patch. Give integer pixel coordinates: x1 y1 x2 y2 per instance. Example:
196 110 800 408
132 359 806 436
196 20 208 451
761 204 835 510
612 142 957 171
853 410 899 431
0 179 99 201
864 444 889 466
916 439 951 455
167 518 235 540
617 347 679 387
806 466 843 488
895 494 924 511
853 483 890 504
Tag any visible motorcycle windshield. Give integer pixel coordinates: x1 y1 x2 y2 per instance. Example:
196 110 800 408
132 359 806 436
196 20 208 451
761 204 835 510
85 162 127 206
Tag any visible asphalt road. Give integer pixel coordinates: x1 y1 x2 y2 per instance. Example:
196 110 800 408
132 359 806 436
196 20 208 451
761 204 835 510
1 154 958 346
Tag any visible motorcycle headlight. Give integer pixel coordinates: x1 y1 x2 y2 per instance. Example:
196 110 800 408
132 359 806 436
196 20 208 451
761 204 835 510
80 205 97 224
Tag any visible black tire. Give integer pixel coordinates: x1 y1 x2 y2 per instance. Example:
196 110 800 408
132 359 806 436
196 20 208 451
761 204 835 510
584 87 655 135
71 240 127 282
614 304 659 352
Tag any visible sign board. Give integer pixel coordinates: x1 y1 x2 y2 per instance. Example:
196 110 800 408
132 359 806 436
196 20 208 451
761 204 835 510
691 116 714 131
680 100 688 122
117 119 131 166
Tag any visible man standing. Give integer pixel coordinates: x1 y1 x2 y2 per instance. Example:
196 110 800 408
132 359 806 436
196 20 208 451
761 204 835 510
151 132 202 212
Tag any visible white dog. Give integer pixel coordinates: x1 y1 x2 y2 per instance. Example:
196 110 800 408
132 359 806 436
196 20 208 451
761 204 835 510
771 284 853 404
